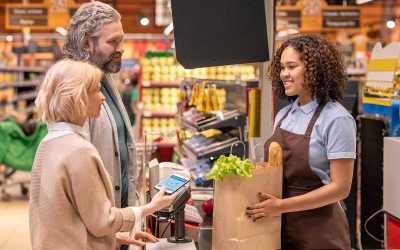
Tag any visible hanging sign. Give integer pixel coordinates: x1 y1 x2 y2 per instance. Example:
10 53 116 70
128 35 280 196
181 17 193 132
322 9 360 28
276 10 301 18
276 10 302 30
6 1 80 30
7 5 49 28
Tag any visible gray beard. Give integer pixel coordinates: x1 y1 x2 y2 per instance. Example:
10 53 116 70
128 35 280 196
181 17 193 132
90 46 121 73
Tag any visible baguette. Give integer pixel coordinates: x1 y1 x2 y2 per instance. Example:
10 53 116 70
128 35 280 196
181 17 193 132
268 142 282 167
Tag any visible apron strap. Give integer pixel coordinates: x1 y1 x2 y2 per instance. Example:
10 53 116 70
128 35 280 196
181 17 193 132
305 103 326 136
277 105 293 128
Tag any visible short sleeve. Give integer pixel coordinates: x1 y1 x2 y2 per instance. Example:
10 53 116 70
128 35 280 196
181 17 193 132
325 115 357 159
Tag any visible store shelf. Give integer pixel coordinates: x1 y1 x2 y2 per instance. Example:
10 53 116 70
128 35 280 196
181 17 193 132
0 80 41 89
179 138 244 161
11 91 37 102
153 140 177 148
142 110 177 118
141 80 180 88
185 78 259 88
347 68 366 76
182 112 246 133
174 145 187 160
0 66 47 73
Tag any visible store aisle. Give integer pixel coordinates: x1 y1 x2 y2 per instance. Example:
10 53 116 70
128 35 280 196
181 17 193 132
0 172 31 250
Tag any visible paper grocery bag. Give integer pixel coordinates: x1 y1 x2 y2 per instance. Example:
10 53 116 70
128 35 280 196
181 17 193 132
212 164 282 250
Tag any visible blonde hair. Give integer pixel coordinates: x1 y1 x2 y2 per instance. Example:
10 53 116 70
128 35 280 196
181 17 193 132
35 59 103 123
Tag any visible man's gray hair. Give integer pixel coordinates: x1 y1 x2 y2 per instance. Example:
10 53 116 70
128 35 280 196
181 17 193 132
63 1 121 61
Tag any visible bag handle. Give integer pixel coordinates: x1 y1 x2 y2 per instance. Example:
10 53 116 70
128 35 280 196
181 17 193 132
252 143 263 162
230 141 246 160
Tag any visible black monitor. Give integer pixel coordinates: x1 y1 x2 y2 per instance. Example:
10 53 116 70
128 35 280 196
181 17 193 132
171 0 269 69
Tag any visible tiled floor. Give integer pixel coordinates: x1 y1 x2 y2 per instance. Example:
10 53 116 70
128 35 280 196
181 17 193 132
0 172 31 250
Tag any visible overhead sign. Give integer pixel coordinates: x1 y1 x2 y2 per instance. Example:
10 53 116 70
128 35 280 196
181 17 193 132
277 20 301 29
276 9 302 30
322 10 360 18
322 9 360 28
9 7 48 15
276 10 301 18
323 20 359 28
7 5 48 28
6 1 80 30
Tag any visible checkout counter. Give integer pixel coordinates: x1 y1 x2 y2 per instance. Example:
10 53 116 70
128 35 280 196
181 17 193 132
146 160 213 250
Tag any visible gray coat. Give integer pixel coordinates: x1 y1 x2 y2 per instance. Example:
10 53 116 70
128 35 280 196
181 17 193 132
86 73 143 208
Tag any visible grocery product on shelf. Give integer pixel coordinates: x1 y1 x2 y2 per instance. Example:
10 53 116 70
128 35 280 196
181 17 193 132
142 87 179 112
142 117 176 141
0 39 54 120
141 53 257 82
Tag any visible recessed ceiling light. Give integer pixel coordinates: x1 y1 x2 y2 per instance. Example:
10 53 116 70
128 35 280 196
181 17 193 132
140 17 150 26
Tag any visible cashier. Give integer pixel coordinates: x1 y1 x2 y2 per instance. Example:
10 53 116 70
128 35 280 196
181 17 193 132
246 34 356 249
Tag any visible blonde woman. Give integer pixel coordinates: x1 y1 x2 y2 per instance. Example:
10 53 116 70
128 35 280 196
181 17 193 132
30 59 177 250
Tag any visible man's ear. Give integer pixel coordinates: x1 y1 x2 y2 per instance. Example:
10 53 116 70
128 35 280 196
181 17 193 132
84 36 94 52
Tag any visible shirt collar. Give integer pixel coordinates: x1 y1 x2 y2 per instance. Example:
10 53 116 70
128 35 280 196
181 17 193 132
47 122 89 141
291 98 319 115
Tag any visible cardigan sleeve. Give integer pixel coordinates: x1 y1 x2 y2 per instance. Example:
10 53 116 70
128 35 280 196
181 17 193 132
64 144 136 237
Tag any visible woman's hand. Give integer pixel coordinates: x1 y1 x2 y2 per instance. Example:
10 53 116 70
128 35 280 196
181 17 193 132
141 187 178 217
246 192 284 220
115 231 158 249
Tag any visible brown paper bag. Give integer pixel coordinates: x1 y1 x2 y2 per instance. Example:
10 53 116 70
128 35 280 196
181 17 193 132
212 164 282 250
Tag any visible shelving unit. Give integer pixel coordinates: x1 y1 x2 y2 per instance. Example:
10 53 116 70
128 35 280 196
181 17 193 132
0 65 48 119
141 80 180 88
0 79 41 89
181 112 246 133
0 66 46 73
173 78 256 188
137 52 181 146
142 110 177 118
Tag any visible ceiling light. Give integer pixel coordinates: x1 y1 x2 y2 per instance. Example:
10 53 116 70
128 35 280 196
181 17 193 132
5 35 13 42
356 0 373 4
387 20 395 29
140 17 150 26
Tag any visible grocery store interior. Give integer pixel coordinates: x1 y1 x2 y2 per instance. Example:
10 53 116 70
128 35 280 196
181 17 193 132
1 0 400 249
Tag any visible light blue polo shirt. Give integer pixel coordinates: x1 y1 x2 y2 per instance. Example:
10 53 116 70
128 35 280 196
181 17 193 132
274 98 356 185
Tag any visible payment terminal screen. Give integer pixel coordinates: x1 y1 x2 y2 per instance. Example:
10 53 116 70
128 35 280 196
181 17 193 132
158 175 187 192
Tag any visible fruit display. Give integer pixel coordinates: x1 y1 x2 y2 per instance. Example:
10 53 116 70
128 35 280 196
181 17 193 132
142 87 179 112
142 117 176 141
141 54 257 82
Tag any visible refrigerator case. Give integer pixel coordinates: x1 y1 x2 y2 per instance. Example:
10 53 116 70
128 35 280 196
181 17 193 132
383 137 400 249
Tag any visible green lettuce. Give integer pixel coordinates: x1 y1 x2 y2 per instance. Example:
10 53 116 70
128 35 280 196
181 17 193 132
206 154 253 181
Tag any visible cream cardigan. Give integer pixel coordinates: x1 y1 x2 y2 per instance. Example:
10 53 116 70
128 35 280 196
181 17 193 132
29 132 136 250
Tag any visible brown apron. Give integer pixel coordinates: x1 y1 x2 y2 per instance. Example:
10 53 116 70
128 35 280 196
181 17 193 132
264 104 350 250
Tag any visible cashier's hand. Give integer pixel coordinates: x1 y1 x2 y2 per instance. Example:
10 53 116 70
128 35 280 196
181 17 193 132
115 231 158 249
246 192 283 220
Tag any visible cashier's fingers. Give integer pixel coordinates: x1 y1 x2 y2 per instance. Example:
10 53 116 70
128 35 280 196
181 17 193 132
246 195 283 218
257 192 274 202
253 214 271 221
246 210 271 221
246 208 265 217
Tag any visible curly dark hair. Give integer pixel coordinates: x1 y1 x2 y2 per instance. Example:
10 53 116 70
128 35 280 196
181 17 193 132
268 34 347 104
